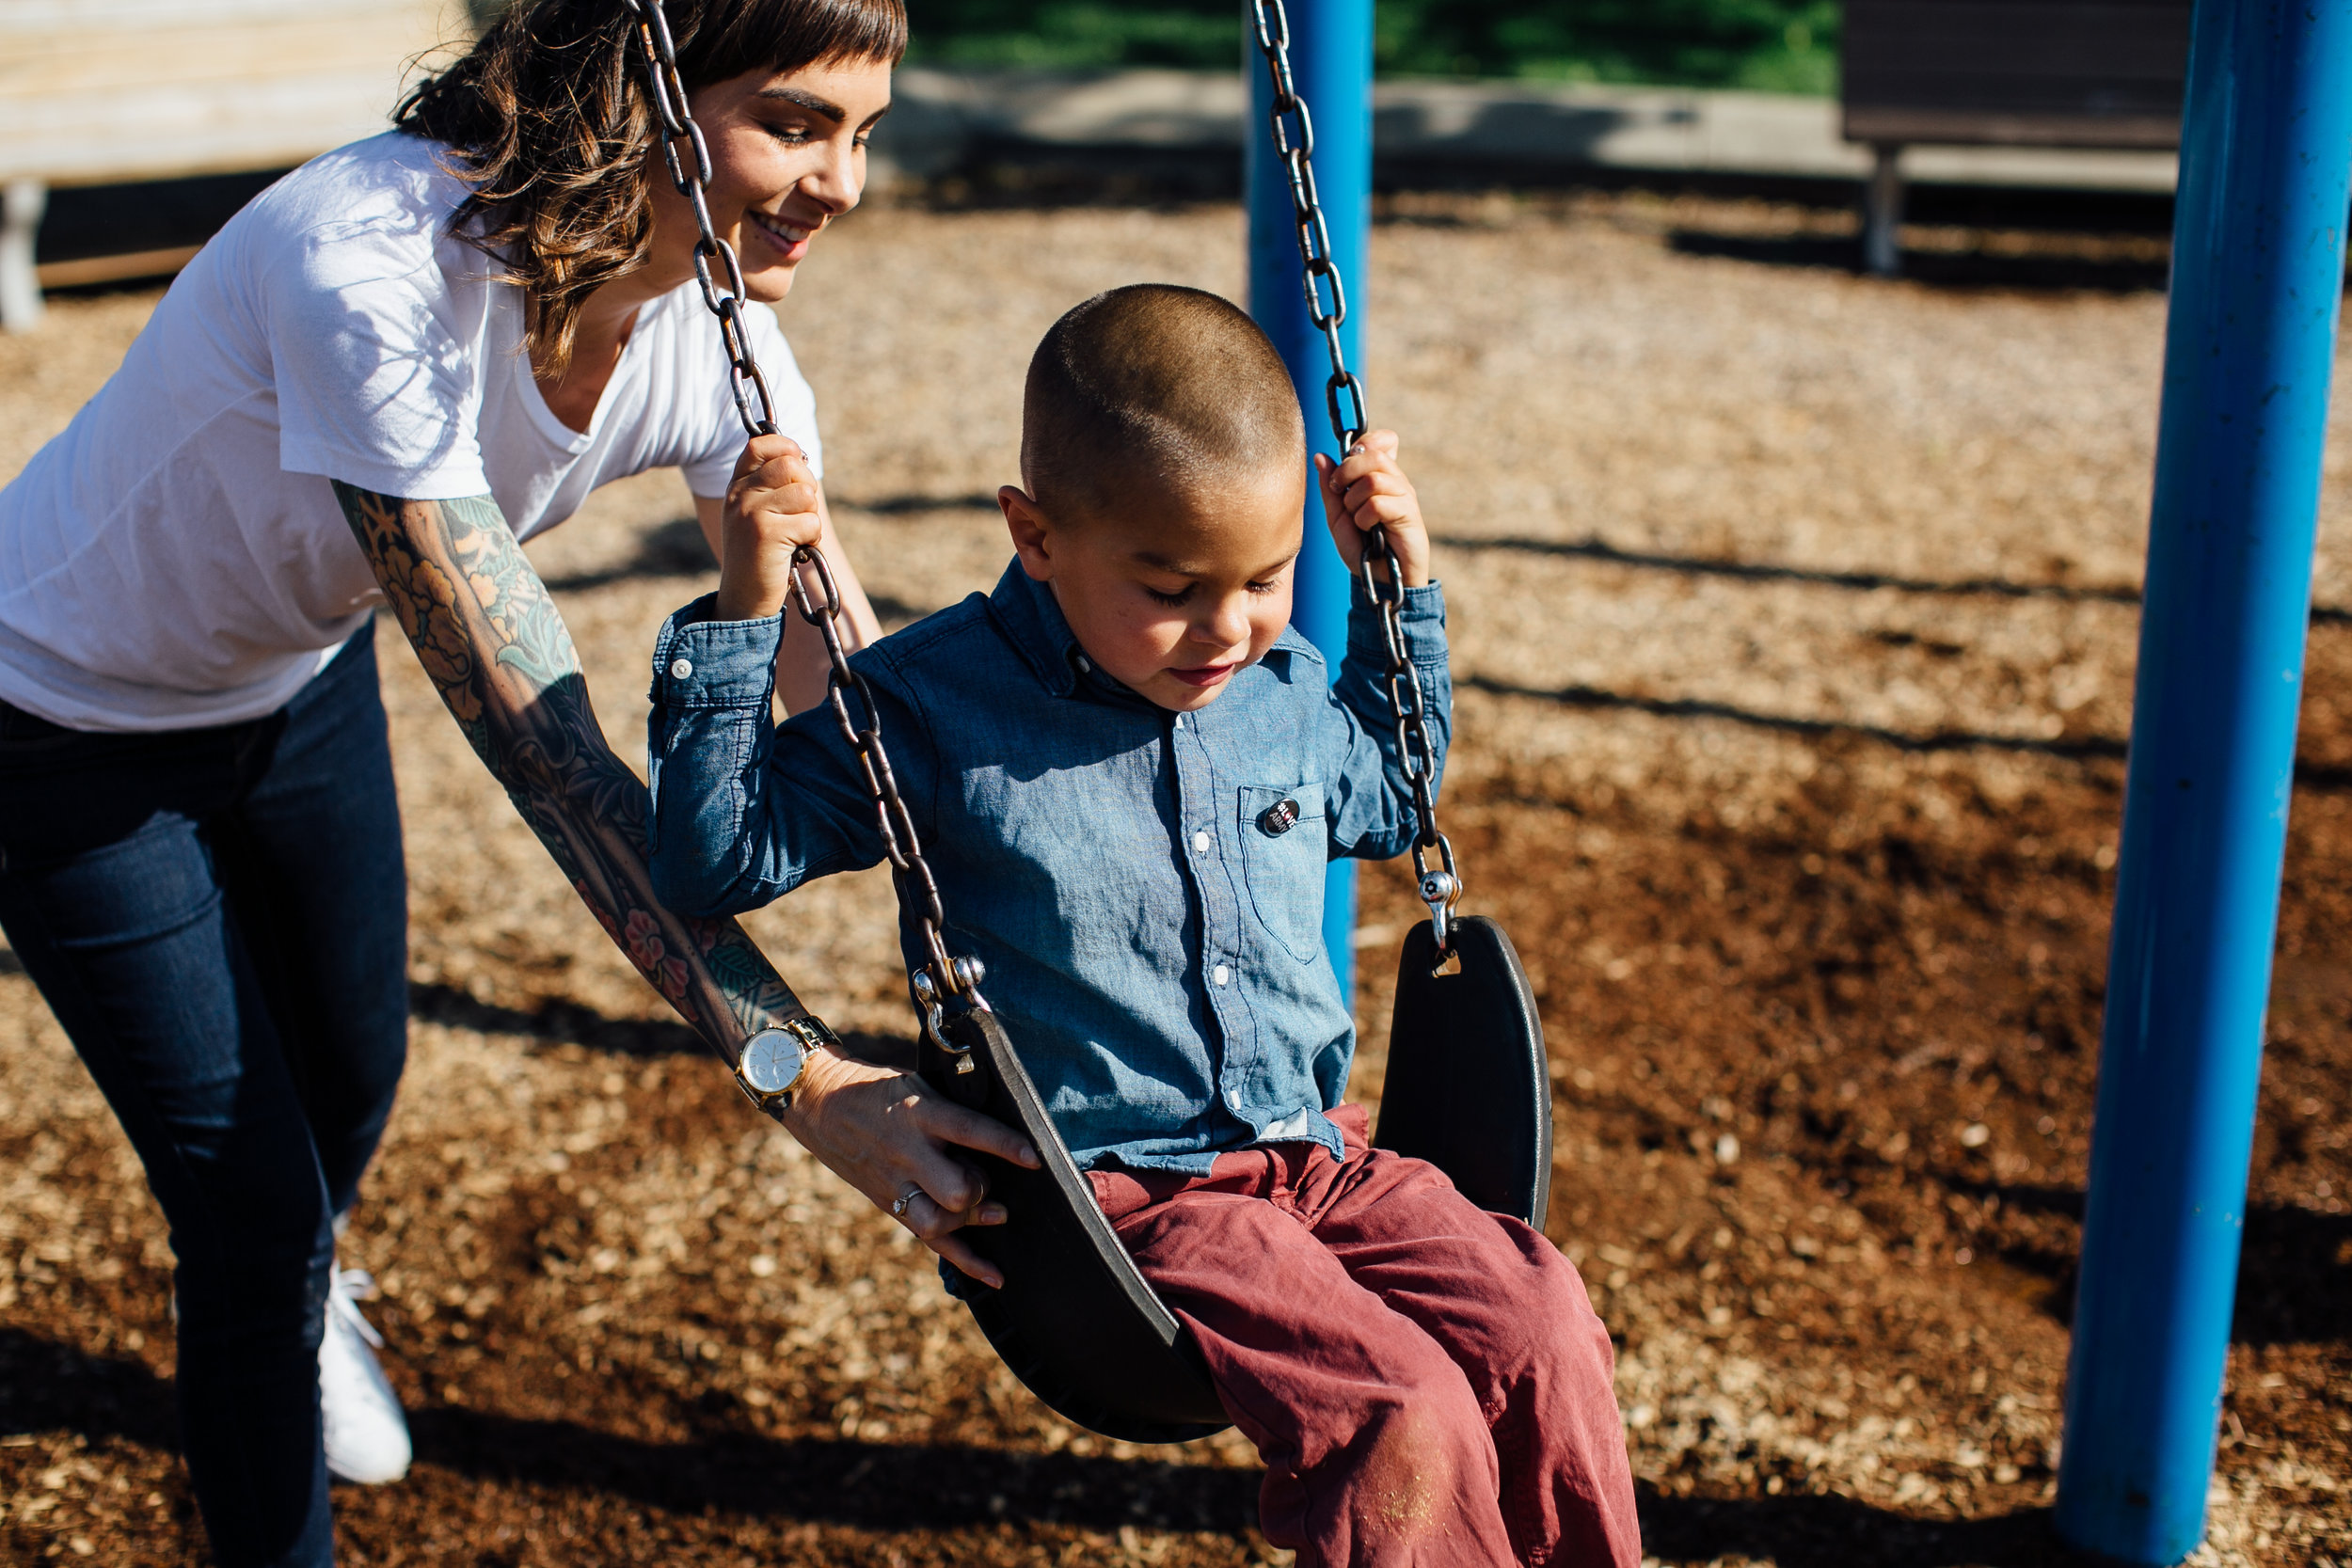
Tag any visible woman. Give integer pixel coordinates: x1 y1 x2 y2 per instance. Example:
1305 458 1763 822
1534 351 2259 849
0 2 1029 1562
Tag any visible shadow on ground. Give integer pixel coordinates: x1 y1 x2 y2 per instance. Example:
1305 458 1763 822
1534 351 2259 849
2 1326 2112 1564
1915 1181 2352 1341
1667 230 2170 293
0 1325 1253 1534
536 514 933 627
0 1328 175 1448
1461 673 2129 763
1436 532 2144 610
1639 1488 2092 1568
537 517 715 594
406 981 915 1069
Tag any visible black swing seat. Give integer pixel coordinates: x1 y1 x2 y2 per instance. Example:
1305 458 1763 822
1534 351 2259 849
1372 915 1552 1227
925 1006 1232 1444
921 912 1551 1445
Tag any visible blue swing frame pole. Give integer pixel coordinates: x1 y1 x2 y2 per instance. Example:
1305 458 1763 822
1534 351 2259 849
1246 0 1374 1005
2057 2 2352 1560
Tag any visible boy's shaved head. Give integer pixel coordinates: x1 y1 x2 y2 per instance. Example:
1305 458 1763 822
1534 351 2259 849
1023 284 1304 521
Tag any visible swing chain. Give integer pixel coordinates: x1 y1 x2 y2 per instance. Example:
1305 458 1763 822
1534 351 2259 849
623 0 989 1033
1248 0 1461 953
619 0 780 440
1246 0 1366 448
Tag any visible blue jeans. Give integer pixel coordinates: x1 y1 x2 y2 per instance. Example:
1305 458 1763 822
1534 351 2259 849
0 631 407 1568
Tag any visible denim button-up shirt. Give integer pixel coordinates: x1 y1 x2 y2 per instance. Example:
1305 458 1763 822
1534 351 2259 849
645 562 1450 1174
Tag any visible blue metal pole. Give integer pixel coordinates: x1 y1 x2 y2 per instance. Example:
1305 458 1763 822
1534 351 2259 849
1247 0 1373 1006
2058 1 2352 1560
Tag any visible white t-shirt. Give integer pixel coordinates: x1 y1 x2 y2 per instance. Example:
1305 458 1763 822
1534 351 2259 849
0 132 822 732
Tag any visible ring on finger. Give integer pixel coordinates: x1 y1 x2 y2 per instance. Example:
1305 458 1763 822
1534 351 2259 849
889 1185 922 1219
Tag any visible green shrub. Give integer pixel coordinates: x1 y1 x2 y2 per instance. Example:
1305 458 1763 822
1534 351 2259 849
901 0 1841 92
901 1 1237 69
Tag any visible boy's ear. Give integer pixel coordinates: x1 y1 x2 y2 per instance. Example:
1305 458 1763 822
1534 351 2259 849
1000 485 1057 582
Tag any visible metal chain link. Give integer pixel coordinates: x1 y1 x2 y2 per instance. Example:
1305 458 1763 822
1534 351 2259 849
621 0 989 1038
1248 0 1462 951
619 0 780 439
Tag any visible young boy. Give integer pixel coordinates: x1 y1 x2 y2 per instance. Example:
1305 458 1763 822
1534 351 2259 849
646 284 1640 1566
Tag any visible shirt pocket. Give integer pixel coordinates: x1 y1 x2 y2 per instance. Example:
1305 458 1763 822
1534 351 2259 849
1237 781 1327 964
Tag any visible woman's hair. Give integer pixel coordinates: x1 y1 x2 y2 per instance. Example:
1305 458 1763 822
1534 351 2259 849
396 0 905 373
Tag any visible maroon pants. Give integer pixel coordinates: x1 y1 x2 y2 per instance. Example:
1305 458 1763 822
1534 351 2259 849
1089 1104 1641 1568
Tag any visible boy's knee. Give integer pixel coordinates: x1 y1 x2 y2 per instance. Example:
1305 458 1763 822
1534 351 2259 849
1363 1396 1483 1522
1328 1381 1500 1559
1392 1336 1498 1451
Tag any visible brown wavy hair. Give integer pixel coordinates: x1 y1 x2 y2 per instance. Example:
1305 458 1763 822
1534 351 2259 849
396 0 905 373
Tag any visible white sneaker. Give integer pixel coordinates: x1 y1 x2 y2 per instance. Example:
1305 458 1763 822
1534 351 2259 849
320 1266 411 1484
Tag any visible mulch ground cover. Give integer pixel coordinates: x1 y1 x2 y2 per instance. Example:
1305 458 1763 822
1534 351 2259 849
1 187 2345 1566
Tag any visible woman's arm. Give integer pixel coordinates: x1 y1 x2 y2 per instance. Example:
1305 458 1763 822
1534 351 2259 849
333 482 1035 1285
693 484 882 714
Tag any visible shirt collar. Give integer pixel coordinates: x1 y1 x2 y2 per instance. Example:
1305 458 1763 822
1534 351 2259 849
986 562 1090 698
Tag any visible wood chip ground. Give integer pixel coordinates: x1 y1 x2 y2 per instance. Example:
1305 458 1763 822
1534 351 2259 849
1 190 2345 1566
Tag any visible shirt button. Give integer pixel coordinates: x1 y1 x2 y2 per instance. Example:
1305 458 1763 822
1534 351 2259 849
1226 1087 1244 1108
1213 963 1231 987
1076 655 1092 672
669 657 693 680
1192 830 1211 855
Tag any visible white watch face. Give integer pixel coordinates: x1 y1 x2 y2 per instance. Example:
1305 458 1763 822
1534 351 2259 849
739 1027 807 1097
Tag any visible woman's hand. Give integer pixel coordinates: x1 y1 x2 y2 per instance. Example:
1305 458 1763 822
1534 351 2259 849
715 434 825 622
1312 429 1431 589
781 1044 1042 1289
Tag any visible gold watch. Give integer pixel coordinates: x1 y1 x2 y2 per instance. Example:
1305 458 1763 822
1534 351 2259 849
733 1016 840 1116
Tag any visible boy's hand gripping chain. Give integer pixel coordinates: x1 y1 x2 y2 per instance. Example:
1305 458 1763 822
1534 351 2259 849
622 0 991 1065
1248 0 1461 955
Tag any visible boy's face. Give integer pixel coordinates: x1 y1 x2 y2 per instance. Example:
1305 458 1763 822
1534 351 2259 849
1001 461 1306 712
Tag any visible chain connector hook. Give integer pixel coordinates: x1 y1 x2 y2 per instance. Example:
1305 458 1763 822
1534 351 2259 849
911 964 988 1074
1413 833 1463 957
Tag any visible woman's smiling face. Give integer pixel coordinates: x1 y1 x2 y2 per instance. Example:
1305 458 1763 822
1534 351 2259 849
648 55 893 303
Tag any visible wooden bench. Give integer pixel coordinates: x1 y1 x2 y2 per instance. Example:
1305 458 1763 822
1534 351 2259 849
1841 0 2192 273
0 0 464 329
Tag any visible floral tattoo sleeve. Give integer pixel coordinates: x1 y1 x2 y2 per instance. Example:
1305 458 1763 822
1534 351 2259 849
334 482 804 1057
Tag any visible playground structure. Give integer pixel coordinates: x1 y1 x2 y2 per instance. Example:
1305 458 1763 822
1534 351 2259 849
1263 0 2342 1560
2059 1 2352 1560
0 0 457 329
